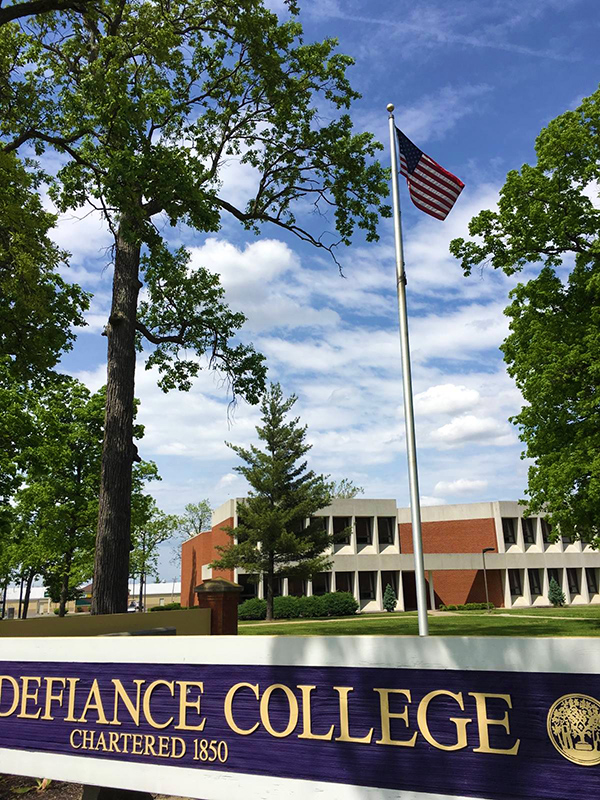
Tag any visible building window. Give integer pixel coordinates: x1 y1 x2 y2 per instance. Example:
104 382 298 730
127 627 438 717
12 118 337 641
238 574 259 602
541 519 552 544
522 518 536 545
567 568 580 595
287 578 306 597
528 569 542 596
378 517 396 546
586 569 599 595
508 569 522 595
335 572 354 594
355 517 373 546
263 576 282 598
312 573 330 595
358 572 376 601
547 568 560 588
502 518 517 545
381 571 399 598
309 516 327 533
333 517 351 545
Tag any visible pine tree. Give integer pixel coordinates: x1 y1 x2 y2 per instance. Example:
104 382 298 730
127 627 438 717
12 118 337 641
548 577 566 607
211 383 333 621
383 583 397 613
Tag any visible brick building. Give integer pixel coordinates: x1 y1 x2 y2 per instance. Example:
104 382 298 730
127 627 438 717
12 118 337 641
181 498 600 611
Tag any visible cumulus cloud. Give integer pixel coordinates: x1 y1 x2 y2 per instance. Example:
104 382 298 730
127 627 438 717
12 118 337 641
430 414 514 448
414 383 480 415
433 478 488 494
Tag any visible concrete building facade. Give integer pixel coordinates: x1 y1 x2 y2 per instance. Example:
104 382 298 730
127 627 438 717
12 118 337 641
181 498 600 612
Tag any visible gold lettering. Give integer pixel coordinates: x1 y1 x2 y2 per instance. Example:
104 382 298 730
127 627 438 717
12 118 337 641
64 678 80 722
374 689 416 747
108 731 120 753
297 685 334 741
81 729 94 749
132 733 144 755
143 680 175 729
335 687 373 744
469 692 520 755
175 681 206 731
417 691 471 751
144 735 157 756
224 682 260 735
78 679 108 724
96 732 107 751
18 676 42 720
111 679 144 726
171 737 186 759
259 684 299 738
158 736 171 757
0 676 19 717
121 732 133 753
42 677 66 721
69 729 82 749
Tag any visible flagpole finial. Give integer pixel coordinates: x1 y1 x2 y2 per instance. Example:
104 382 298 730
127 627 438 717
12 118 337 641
387 103 394 113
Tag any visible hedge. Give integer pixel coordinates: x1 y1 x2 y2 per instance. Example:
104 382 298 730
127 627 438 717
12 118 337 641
149 602 182 612
238 591 359 621
438 602 494 611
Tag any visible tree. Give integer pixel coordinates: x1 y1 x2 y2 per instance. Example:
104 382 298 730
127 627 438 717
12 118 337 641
211 383 333 620
450 86 600 546
0 1 390 613
172 500 212 566
383 583 397 612
332 478 364 499
130 499 179 610
0 152 88 380
548 577 566 608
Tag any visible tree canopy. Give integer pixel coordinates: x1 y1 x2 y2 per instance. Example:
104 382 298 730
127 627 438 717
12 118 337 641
211 383 333 620
450 86 600 546
1 0 390 612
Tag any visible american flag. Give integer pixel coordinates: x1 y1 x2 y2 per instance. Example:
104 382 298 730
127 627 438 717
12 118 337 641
396 127 464 220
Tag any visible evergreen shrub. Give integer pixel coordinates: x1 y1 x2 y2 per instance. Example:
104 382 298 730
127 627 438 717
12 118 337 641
298 595 327 618
238 598 267 620
322 591 359 617
548 577 566 607
383 583 397 612
273 595 301 619
438 602 494 611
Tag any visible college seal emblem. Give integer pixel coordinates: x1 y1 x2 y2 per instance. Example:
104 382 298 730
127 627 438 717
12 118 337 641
547 694 600 766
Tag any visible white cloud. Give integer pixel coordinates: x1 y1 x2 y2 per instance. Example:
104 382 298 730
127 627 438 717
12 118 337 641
430 414 514 448
414 384 480 415
434 478 488 494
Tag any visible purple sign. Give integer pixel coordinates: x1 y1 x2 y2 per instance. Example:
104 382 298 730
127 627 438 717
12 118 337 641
0 660 599 799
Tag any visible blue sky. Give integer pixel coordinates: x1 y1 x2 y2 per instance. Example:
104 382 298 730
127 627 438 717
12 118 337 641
47 0 599 578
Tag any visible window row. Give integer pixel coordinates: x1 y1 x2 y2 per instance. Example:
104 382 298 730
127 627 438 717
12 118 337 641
508 567 599 597
502 517 553 546
330 516 397 547
237 570 399 603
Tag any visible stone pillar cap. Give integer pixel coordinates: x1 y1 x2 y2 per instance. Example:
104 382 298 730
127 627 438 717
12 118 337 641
194 578 243 594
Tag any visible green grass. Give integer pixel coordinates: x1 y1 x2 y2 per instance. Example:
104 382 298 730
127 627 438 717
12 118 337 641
239 608 600 637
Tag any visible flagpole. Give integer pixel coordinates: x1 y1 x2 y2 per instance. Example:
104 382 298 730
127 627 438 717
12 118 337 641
387 103 429 637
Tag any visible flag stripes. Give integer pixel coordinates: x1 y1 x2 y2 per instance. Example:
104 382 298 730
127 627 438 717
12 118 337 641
396 128 464 220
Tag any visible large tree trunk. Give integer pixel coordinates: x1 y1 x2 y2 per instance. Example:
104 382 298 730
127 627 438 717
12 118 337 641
21 569 35 619
59 547 73 617
92 220 141 615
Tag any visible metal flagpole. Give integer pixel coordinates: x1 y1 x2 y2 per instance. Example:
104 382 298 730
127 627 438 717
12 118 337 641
387 103 429 637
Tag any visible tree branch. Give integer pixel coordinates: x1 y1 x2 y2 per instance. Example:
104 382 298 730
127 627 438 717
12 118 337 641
0 0 90 26
135 320 188 346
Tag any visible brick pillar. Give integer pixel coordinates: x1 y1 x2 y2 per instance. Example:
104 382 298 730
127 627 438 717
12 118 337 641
194 578 243 635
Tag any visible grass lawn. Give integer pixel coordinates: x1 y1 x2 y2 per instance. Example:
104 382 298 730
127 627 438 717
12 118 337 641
239 607 600 637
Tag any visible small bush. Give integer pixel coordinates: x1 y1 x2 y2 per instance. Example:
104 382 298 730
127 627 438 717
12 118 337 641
439 602 493 611
149 602 181 612
323 591 359 617
548 577 566 607
298 594 327 618
273 595 301 619
238 598 267 620
383 584 397 613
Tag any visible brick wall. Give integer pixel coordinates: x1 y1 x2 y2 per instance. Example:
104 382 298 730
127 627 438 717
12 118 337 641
429 569 504 608
399 517 497 554
180 517 235 607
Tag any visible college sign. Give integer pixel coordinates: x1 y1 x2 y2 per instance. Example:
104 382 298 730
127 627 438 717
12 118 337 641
0 637 598 800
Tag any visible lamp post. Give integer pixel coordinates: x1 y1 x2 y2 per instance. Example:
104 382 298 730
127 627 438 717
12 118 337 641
482 547 495 612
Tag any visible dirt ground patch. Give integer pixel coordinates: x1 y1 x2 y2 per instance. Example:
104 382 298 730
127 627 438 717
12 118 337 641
0 776 196 800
